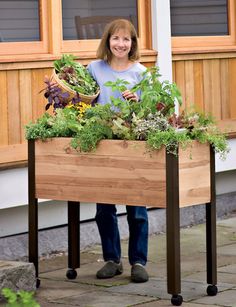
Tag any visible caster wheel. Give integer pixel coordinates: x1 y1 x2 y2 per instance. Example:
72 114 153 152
171 294 183 306
36 278 40 288
207 284 218 296
66 269 77 280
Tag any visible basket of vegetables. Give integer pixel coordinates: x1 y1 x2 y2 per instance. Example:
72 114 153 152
52 54 100 104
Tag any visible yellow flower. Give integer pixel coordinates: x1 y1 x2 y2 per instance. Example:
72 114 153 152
66 101 91 117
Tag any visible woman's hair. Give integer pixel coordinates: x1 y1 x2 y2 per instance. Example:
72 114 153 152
96 19 140 63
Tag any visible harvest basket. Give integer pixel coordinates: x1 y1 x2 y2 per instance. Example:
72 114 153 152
51 69 100 104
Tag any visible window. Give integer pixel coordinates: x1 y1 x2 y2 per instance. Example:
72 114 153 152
171 0 228 37
61 0 151 55
62 0 138 40
0 0 152 60
171 0 236 52
0 0 40 42
0 0 49 56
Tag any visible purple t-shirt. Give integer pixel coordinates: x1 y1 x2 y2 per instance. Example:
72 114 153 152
87 59 146 105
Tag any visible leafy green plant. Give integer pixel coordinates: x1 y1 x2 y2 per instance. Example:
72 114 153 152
1 288 40 307
25 64 229 159
53 54 99 96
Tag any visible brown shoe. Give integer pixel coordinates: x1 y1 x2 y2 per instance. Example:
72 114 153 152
96 261 123 279
131 263 149 283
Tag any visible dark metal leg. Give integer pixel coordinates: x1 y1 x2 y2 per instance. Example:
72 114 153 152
67 201 80 279
28 140 40 287
206 146 218 296
166 150 183 306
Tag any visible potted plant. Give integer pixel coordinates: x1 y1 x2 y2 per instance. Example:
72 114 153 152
26 66 229 160
26 64 228 306
51 54 100 104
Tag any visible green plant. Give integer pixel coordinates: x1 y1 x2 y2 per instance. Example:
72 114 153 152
1 288 40 307
25 65 230 159
53 54 99 96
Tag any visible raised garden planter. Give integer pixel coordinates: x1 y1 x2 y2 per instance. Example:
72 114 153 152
28 138 217 306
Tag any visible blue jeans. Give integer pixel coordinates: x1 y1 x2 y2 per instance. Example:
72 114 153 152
95 204 148 265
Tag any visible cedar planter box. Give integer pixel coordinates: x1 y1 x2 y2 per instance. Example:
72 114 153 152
33 138 211 207
28 138 217 306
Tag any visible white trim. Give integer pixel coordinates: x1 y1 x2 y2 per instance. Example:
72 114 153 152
152 0 172 82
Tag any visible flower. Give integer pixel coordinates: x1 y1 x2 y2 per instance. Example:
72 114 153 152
67 101 91 118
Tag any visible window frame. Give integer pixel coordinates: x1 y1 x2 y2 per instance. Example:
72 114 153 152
171 0 236 53
0 0 49 56
60 0 152 56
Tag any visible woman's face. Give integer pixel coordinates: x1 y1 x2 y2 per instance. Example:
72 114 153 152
109 29 132 60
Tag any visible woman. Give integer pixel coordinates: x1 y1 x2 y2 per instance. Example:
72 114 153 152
87 19 149 283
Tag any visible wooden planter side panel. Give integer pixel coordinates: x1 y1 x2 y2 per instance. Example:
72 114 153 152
35 138 167 207
34 138 211 208
179 142 211 207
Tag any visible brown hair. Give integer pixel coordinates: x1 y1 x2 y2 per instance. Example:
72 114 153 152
96 19 140 63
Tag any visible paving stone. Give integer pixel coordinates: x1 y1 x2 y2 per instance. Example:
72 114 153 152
218 244 236 256
217 217 236 229
1 214 236 307
133 301 218 307
106 278 234 302
218 264 236 274
186 271 236 285
49 290 156 307
35 278 98 300
193 289 236 306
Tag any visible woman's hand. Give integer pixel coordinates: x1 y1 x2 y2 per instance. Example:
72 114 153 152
122 90 139 102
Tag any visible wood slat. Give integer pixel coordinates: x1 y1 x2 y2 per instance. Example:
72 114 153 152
228 58 236 119
7 70 21 144
174 61 186 110
184 61 195 110
202 59 221 119
220 59 230 119
193 60 204 111
31 68 52 120
0 71 8 146
20 69 32 143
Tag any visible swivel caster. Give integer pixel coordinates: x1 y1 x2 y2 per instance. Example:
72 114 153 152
207 284 218 296
66 268 77 280
36 278 41 288
171 294 183 306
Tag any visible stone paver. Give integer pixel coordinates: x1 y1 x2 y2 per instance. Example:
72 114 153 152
1 213 236 307
193 289 236 307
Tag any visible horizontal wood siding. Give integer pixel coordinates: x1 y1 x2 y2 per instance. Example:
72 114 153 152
173 57 236 127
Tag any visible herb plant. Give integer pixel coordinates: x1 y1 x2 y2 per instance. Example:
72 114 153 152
25 65 229 159
53 54 99 96
1 288 40 307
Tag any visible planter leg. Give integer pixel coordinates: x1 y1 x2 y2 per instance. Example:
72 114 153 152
28 140 40 288
67 201 80 280
206 146 217 296
166 151 182 305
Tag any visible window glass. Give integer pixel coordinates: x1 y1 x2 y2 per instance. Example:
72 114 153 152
62 0 138 40
170 0 228 37
0 0 40 42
